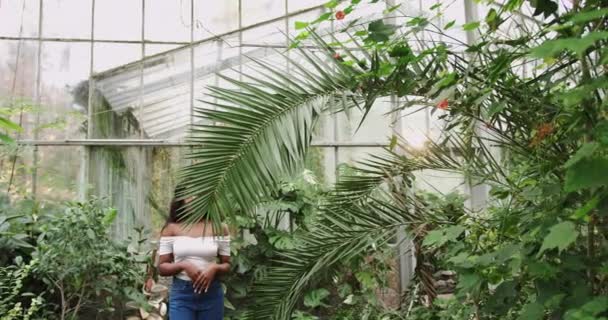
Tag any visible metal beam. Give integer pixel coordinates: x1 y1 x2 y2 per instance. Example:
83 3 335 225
0 35 190 45
15 139 389 148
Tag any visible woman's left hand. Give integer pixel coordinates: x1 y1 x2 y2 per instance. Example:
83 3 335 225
193 264 217 294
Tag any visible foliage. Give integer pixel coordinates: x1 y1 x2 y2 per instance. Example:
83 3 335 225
0 196 57 266
1 198 151 319
0 259 46 320
184 0 608 318
224 171 324 318
177 35 365 227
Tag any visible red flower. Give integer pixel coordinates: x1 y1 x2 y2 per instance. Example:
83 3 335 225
333 52 341 59
335 10 346 20
530 122 554 146
437 99 449 110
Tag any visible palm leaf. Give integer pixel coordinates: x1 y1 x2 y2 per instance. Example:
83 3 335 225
178 33 369 227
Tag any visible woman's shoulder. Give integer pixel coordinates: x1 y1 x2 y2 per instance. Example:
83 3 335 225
160 223 180 237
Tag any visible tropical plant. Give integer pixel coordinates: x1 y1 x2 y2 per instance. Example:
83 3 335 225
180 0 608 319
33 199 149 320
177 35 366 227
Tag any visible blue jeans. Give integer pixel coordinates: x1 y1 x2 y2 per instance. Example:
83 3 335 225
169 277 224 320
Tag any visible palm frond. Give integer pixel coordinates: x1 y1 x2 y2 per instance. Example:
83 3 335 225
177 34 367 226
243 129 516 318
242 148 439 319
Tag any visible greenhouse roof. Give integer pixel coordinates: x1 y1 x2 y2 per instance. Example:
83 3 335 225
89 2 399 142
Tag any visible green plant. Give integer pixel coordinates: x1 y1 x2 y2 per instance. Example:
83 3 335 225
181 0 608 318
33 199 148 320
224 171 325 319
0 197 56 267
0 258 45 320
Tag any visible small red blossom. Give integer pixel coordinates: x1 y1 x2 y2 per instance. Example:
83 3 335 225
530 122 554 146
437 99 449 110
335 10 346 20
333 52 341 60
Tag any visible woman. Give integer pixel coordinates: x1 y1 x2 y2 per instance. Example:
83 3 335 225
157 186 231 320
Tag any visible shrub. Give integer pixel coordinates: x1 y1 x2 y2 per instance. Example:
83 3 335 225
32 199 148 320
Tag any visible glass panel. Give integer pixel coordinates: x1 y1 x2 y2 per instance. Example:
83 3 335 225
242 19 286 46
93 43 141 73
94 0 142 41
289 0 325 12
415 170 466 194
440 0 468 47
242 0 285 27
141 49 191 141
91 56 143 139
42 0 92 39
287 7 324 36
145 0 191 42
0 0 38 37
194 0 239 40
0 146 34 201
38 41 90 140
35 146 82 201
398 97 435 149
339 99 393 143
0 40 39 139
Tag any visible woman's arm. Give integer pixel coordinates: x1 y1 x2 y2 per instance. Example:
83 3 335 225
213 223 232 274
158 254 194 277
193 224 232 293
157 224 199 279
213 255 231 274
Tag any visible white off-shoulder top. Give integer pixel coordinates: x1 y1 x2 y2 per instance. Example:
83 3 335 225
158 236 230 281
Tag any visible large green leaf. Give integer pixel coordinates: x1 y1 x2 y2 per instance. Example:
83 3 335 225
530 32 608 58
564 157 608 192
538 221 579 255
303 288 330 308
518 302 544 320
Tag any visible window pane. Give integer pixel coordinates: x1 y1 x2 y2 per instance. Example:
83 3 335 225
0 40 39 139
288 0 325 12
141 49 191 141
91 44 142 139
0 146 34 200
145 0 190 42
94 0 142 41
242 0 285 27
194 0 239 40
93 43 141 73
39 42 90 140
35 146 82 201
0 0 38 37
42 0 92 39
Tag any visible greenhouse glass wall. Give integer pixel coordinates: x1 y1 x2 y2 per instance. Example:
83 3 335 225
0 0 490 232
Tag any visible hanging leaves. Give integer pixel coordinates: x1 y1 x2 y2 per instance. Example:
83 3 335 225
366 20 397 43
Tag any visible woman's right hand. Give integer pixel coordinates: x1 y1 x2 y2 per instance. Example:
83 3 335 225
180 262 201 281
